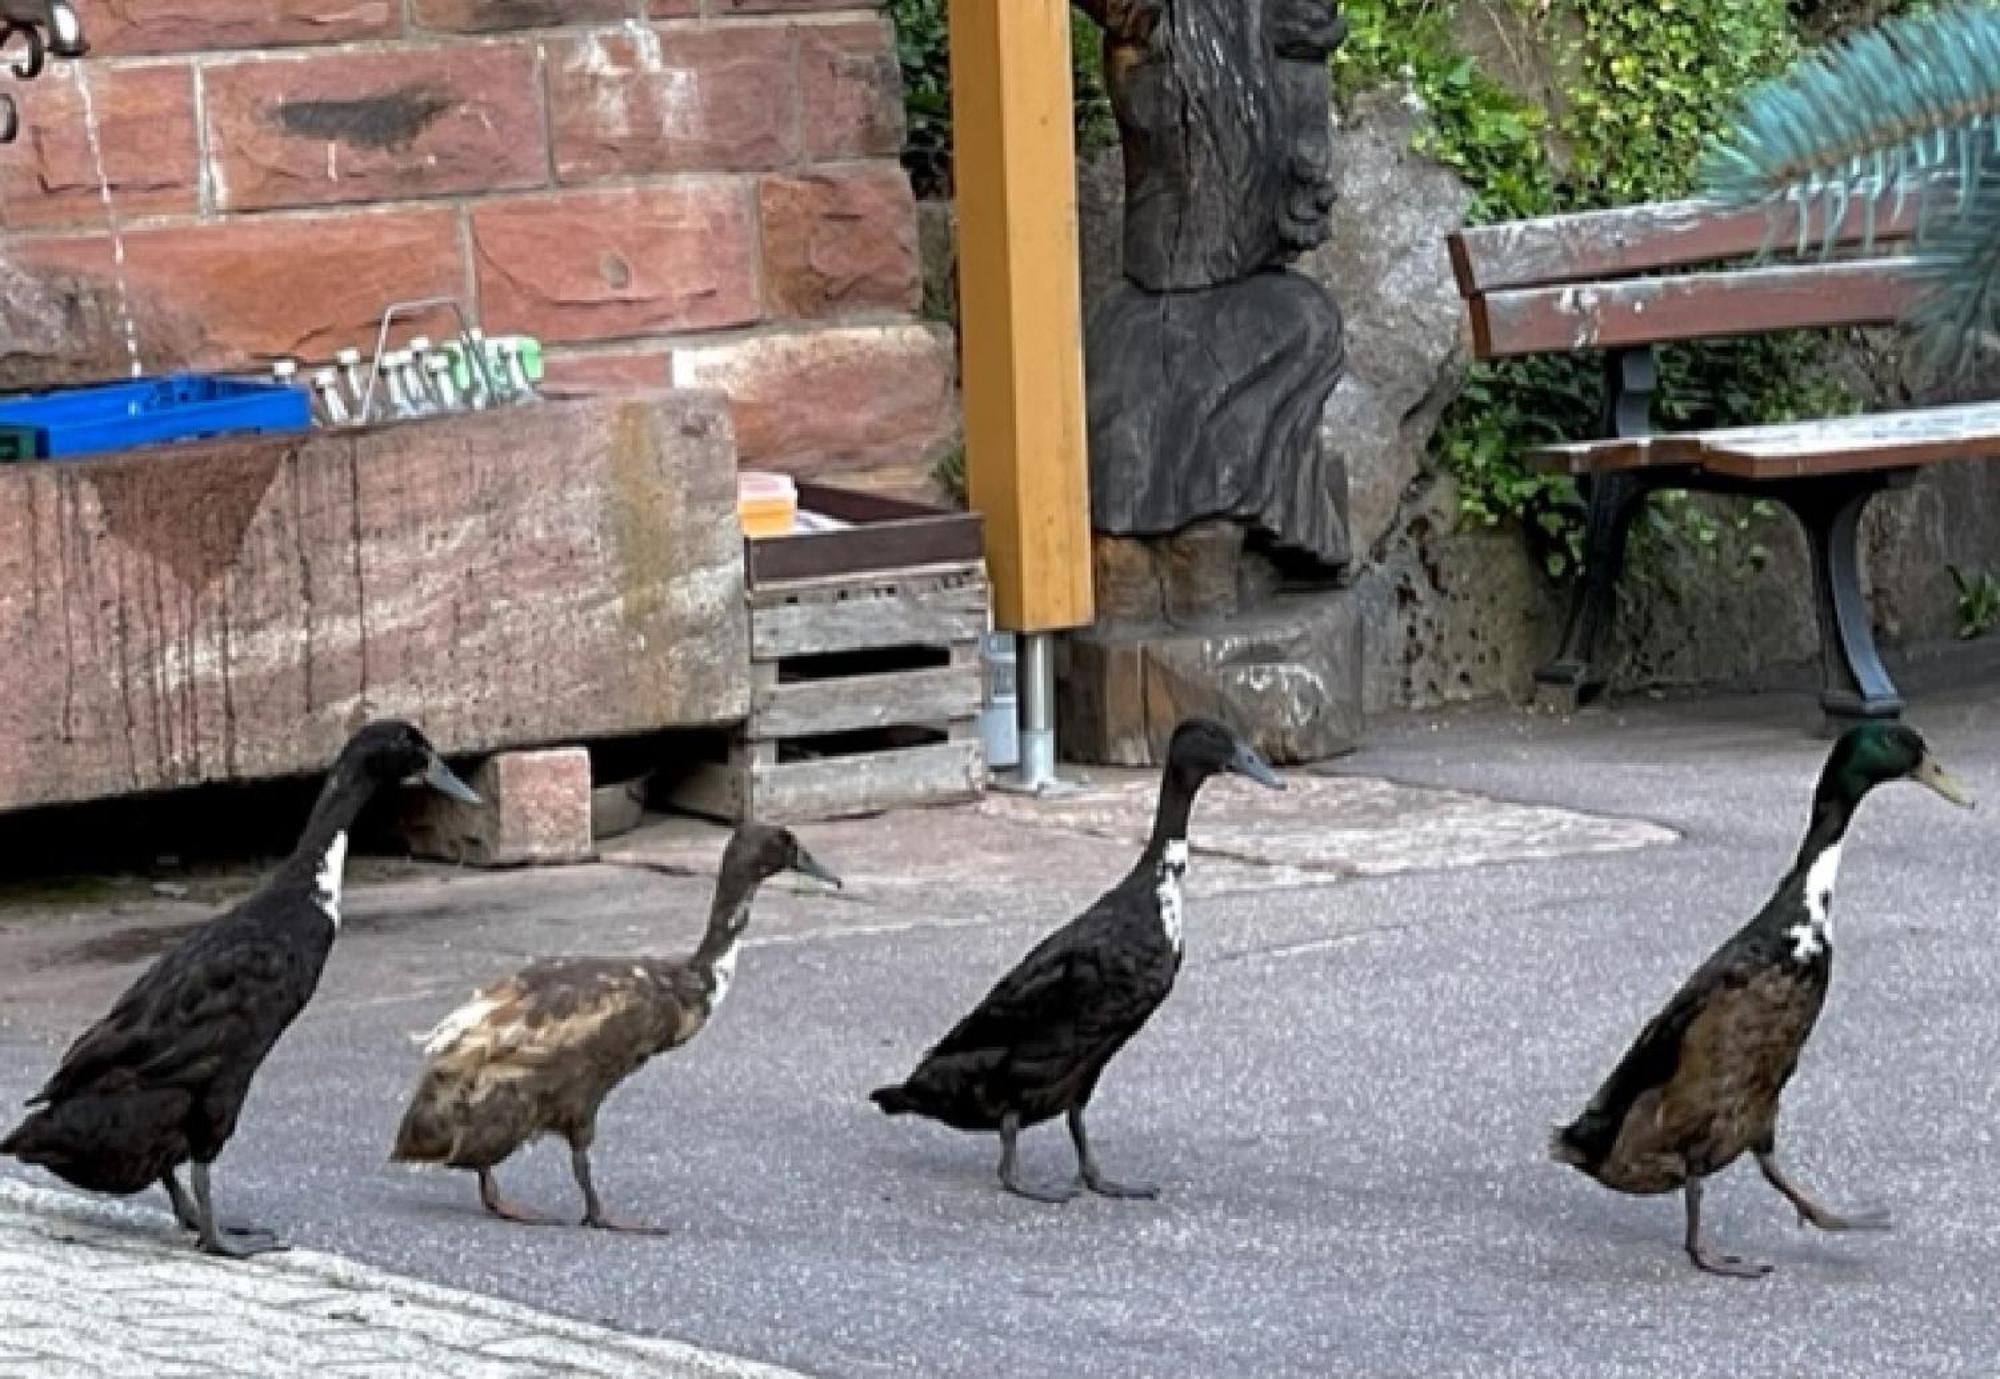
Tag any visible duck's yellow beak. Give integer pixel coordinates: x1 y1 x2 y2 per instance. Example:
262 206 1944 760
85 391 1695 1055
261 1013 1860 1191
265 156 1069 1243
1914 753 1976 809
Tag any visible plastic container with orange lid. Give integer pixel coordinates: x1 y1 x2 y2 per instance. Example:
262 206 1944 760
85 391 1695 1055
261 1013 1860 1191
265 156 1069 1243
738 470 797 539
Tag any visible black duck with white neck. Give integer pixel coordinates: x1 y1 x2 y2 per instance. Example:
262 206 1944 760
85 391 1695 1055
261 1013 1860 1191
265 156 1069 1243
1551 722 1974 1277
390 822 839 1233
870 716 1283 1203
0 720 479 1257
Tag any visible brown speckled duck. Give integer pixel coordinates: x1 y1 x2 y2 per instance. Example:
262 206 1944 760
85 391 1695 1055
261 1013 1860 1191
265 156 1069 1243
1552 723 1974 1277
390 823 838 1232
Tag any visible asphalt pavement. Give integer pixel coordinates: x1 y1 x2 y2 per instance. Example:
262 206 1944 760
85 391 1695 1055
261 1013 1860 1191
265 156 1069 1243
2 661 1997 1377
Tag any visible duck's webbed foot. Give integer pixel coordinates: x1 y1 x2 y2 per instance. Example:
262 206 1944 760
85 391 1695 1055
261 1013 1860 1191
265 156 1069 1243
583 1212 674 1236
571 1148 671 1236
1688 1244 1775 1279
199 1227 285 1259
190 1163 285 1258
162 1171 201 1232
997 1112 1077 1205
477 1168 551 1226
1003 1173 1080 1205
165 1169 279 1239
1756 1151 1893 1233
1069 1108 1158 1201
1081 1170 1158 1200
1684 1179 1771 1279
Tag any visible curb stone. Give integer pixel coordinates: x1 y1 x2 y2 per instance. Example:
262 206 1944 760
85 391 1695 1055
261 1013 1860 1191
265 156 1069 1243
0 1176 810 1379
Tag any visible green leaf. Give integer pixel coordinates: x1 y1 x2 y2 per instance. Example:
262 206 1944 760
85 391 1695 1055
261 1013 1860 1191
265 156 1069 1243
1702 4 2000 375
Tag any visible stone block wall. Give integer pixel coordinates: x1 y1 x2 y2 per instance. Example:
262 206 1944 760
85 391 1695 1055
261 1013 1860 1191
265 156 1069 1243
0 0 957 495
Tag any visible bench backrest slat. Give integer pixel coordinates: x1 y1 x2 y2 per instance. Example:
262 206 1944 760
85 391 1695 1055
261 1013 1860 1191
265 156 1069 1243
1468 258 1923 358
1448 195 1925 297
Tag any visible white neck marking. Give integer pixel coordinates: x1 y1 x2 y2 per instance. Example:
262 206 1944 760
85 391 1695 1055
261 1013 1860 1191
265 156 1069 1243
1156 839 1190 953
315 831 349 929
709 942 740 1010
1786 841 1842 962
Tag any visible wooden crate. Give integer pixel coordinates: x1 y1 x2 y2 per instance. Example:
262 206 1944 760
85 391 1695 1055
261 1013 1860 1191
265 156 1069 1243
668 487 992 823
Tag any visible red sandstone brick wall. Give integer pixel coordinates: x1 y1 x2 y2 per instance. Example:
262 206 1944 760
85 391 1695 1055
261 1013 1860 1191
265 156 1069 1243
0 0 957 495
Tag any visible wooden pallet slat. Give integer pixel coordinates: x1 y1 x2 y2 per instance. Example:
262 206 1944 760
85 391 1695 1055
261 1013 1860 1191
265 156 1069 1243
752 578 989 659
667 556 993 824
753 665 983 741
746 560 988 608
750 740 985 822
674 739 985 824
745 489 984 585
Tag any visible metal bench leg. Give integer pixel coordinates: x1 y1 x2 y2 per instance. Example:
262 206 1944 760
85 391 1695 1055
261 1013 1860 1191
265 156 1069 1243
1780 477 1903 729
1534 470 1648 712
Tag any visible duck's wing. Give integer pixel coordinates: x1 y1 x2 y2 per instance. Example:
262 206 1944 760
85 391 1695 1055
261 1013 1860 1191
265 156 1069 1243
26 904 291 1107
418 959 694 1078
924 900 1142 1065
1558 935 1759 1161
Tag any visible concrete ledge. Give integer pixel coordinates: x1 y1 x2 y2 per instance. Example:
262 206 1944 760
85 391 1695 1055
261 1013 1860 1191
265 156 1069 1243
1059 589 1365 767
0 392 750 814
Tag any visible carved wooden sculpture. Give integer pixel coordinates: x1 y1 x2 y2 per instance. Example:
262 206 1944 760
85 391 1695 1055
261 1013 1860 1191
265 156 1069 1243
1074 0 1351 569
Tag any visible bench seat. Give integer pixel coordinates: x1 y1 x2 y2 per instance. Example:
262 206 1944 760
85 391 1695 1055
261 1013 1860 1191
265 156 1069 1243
1525 400 2000 480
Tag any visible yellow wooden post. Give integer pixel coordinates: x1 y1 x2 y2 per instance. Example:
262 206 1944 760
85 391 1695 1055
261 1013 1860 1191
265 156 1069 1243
947 0 1095 637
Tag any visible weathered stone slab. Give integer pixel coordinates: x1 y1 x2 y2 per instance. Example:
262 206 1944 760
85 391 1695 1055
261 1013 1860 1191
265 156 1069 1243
1059 590 1364 767
0 392 748 813
979 768 1677 879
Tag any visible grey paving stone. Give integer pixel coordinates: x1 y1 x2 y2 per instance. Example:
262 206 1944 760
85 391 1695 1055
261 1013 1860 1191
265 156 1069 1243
0 1180 801 1378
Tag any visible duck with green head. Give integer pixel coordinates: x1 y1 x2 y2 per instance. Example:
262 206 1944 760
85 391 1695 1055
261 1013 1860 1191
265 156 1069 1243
1551 722 1975 1277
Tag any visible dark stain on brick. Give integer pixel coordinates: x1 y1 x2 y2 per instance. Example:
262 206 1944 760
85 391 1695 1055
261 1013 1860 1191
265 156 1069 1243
276 88 456 152
474 0 572 26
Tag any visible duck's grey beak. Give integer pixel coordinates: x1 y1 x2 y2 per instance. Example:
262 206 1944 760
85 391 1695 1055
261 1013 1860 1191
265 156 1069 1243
1914 753 1975 809
423 754 483 806
791 847 842 889
1232 743 1285 791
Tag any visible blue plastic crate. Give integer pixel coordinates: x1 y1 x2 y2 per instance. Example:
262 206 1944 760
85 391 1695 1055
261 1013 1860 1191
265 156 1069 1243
0 373 312 461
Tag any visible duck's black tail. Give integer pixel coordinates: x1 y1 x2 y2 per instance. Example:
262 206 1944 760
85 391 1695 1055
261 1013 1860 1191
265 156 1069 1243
2 1105 69 1164
389 1095 454 1164
1549 1108 1621 1171
869 1084 917 1116
0 1090 185 1196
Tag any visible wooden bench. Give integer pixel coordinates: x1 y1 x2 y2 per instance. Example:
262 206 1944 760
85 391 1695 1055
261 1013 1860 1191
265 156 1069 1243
1447 197 2000 725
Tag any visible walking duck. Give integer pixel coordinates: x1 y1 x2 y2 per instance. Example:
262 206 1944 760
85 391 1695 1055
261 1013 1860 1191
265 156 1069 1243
391 822 839 1232
871 716 1283 1203
1 720 479 1257
1551 722 1974 1277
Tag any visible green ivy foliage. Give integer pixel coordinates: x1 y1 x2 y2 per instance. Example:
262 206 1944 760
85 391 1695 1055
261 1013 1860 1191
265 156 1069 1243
1560 0 1798 206
1949 565 2000 640
886 0 1116 199
887 0 952 197
1332 2 1554 224
1340 0 1857 578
